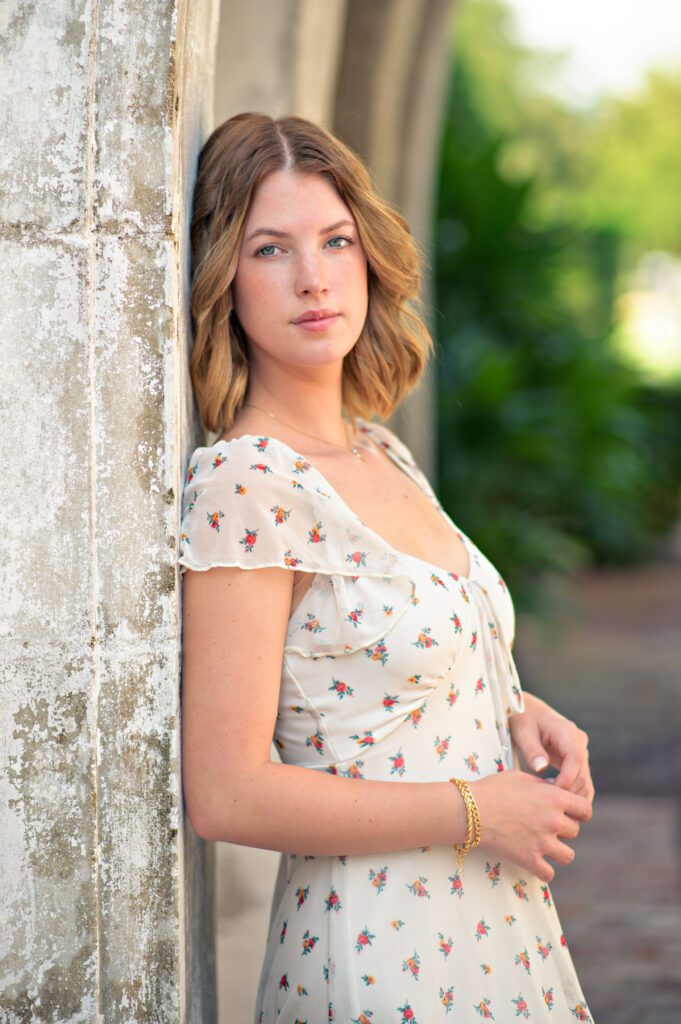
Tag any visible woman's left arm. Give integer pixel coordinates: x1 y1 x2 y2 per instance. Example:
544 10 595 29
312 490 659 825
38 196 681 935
509 691 595 803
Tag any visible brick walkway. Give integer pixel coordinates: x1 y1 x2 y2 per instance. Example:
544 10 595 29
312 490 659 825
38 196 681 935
515 543 681 1023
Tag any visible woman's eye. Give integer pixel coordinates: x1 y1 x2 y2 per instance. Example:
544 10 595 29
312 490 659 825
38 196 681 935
327 235 351 248
255 243 281 257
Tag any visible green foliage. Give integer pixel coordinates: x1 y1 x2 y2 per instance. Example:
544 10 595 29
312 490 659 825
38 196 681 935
433 1 681 611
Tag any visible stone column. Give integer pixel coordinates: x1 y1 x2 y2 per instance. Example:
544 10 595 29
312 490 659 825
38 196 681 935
0 1 218 1020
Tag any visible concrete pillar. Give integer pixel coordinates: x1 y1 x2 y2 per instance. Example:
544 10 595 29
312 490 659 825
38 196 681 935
1 1 218 1020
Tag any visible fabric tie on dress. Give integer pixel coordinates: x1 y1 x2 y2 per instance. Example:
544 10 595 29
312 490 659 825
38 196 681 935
467 579 525 770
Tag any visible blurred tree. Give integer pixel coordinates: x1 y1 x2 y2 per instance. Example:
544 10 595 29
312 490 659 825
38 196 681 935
433 0 681 612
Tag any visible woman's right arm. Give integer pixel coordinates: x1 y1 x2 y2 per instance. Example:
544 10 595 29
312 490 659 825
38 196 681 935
180 564 592 882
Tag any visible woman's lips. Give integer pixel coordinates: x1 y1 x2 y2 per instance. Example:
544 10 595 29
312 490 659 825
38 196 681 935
293 314 339 332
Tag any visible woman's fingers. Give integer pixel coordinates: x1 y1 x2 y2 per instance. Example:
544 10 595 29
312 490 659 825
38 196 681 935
557 815 580 840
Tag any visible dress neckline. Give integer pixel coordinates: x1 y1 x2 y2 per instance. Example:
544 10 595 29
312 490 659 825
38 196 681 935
204 418 475 584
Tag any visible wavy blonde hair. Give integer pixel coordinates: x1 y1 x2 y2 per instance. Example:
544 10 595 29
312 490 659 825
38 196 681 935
189 112 434 435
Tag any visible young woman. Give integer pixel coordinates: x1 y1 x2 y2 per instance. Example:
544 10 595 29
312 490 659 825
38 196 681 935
179 112 596 1023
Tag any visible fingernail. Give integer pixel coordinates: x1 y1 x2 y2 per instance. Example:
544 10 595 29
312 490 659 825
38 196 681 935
532 756 549 771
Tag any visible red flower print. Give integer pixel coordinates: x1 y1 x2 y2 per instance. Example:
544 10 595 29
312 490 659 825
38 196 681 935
412 626 439 649
301 612 326 634
448 871 465 898
329 677 354 699
249 462 272 474
437 931 454 958
206 509 224 532
365 641 388 665
368 865 388 894
389 748 407 776
434 734 451 762
511 992 530 1018
324 885 342 912
513 879 529 902
305 730 325 755
354 926 376 952
270 503 291 525
346 550 368 567
408 703 426 728
301 928 319 955
239 526 258 551
401 949 421 980
339 760 365 779
485 861 501 887
346 606 365 628
450 611 463 633
282 548 302 567
382 692 400 712
308 520 327 543
406 875 430 899
514 947 531 974
350 731 375 749
440 985 455 1011
473 996 494 1018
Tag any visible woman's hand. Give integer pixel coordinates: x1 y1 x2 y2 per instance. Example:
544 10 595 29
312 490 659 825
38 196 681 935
469 768 592 882
508 692 595 803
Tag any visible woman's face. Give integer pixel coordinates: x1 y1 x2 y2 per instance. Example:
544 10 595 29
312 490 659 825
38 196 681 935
231 169 369 376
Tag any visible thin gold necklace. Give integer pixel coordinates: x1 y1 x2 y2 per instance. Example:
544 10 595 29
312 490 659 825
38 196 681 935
242 402 367 461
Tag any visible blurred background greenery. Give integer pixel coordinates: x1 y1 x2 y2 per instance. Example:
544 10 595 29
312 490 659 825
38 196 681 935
432 0 681 612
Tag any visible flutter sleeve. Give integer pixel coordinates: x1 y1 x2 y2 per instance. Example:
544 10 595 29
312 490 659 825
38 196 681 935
178 435 335 576
177 433 417 658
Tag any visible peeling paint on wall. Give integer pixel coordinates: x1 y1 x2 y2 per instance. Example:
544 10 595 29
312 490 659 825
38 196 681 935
0 0 218 1020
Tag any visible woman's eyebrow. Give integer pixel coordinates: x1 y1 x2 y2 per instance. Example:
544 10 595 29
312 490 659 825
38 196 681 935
244 219 355 243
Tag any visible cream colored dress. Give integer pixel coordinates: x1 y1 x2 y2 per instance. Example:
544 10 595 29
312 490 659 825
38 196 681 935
177 417 595 1024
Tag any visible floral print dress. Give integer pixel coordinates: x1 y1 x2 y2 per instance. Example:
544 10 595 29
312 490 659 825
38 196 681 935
177 417 595 1024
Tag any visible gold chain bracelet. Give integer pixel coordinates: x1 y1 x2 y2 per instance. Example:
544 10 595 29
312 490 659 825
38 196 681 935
449 777 482 875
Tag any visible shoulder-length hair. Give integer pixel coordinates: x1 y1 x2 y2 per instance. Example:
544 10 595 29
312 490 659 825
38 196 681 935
189 111 434 435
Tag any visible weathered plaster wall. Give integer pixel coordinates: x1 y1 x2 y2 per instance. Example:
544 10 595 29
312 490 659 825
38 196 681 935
0 1 218 1020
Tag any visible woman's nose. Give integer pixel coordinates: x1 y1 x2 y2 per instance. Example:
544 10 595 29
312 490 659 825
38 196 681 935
295 251 329 294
